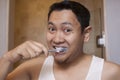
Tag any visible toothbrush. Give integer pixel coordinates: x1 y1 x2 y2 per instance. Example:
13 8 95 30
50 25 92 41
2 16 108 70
48 47 67 53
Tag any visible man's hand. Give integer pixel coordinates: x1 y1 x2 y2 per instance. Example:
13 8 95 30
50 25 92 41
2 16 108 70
3 40 48 64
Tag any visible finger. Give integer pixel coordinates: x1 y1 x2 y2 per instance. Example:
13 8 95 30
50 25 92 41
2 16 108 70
27 41 43 56
18 49 31 59
26 47 36 58
32 41 48 56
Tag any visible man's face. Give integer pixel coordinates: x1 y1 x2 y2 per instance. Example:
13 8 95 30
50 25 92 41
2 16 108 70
47 10 86 63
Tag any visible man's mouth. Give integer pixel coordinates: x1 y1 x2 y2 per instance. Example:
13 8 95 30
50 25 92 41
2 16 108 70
48 46 68 54
54 47 67 52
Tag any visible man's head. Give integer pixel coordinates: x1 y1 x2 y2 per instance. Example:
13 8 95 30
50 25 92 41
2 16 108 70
47 1 91 63
48 1 90 33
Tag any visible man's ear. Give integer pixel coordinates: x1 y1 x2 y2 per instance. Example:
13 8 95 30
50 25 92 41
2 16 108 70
83 26 92 42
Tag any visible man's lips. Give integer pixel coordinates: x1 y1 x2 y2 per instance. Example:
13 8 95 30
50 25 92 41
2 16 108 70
54 51 66 56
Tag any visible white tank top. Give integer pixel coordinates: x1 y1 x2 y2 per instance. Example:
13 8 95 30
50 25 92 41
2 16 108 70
38 55 104 80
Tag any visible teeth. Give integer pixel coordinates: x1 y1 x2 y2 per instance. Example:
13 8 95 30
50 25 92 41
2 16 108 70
55 46 61 49
55 47 61 49
55 47 67 52
49 46 67 53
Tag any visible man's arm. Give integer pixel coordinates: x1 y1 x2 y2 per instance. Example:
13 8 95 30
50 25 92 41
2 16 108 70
6 61 31 80
0 56 13 80
0 40 48 80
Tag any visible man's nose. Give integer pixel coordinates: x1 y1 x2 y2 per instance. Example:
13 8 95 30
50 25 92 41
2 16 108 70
53 32 64 44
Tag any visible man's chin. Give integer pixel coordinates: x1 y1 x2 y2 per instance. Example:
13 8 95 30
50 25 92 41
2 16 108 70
54 55 67 64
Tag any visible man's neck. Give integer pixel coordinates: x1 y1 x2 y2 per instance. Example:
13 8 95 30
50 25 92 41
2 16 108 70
54 53 88 70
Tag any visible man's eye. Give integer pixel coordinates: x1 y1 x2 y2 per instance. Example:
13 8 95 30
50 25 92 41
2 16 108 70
48 27 56 32
64 29 72 33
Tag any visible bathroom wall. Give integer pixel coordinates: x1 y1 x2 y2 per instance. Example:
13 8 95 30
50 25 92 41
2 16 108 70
14 0 61 47
0 0 15 56
0 0 9 56
103 0 120 64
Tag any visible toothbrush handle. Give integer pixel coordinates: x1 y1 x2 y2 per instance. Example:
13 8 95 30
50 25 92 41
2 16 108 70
48 49 56 52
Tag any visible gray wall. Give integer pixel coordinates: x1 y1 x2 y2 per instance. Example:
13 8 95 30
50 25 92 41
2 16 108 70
0 0 9 56
104 0 120 64
0 0 14 56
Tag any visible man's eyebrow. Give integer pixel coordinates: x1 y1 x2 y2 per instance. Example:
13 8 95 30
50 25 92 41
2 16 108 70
48 22 54 25
48 22 72 26
62 22 72 26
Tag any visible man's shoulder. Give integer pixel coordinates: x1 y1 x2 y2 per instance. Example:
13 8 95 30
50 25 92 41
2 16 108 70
20 54 46 71
102 61 120 80
104 61 120 73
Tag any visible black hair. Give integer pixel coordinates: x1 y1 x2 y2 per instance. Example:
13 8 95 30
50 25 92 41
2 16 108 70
48 1 90 32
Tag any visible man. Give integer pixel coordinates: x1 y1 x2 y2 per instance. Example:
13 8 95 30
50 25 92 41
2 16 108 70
0 1 120 80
